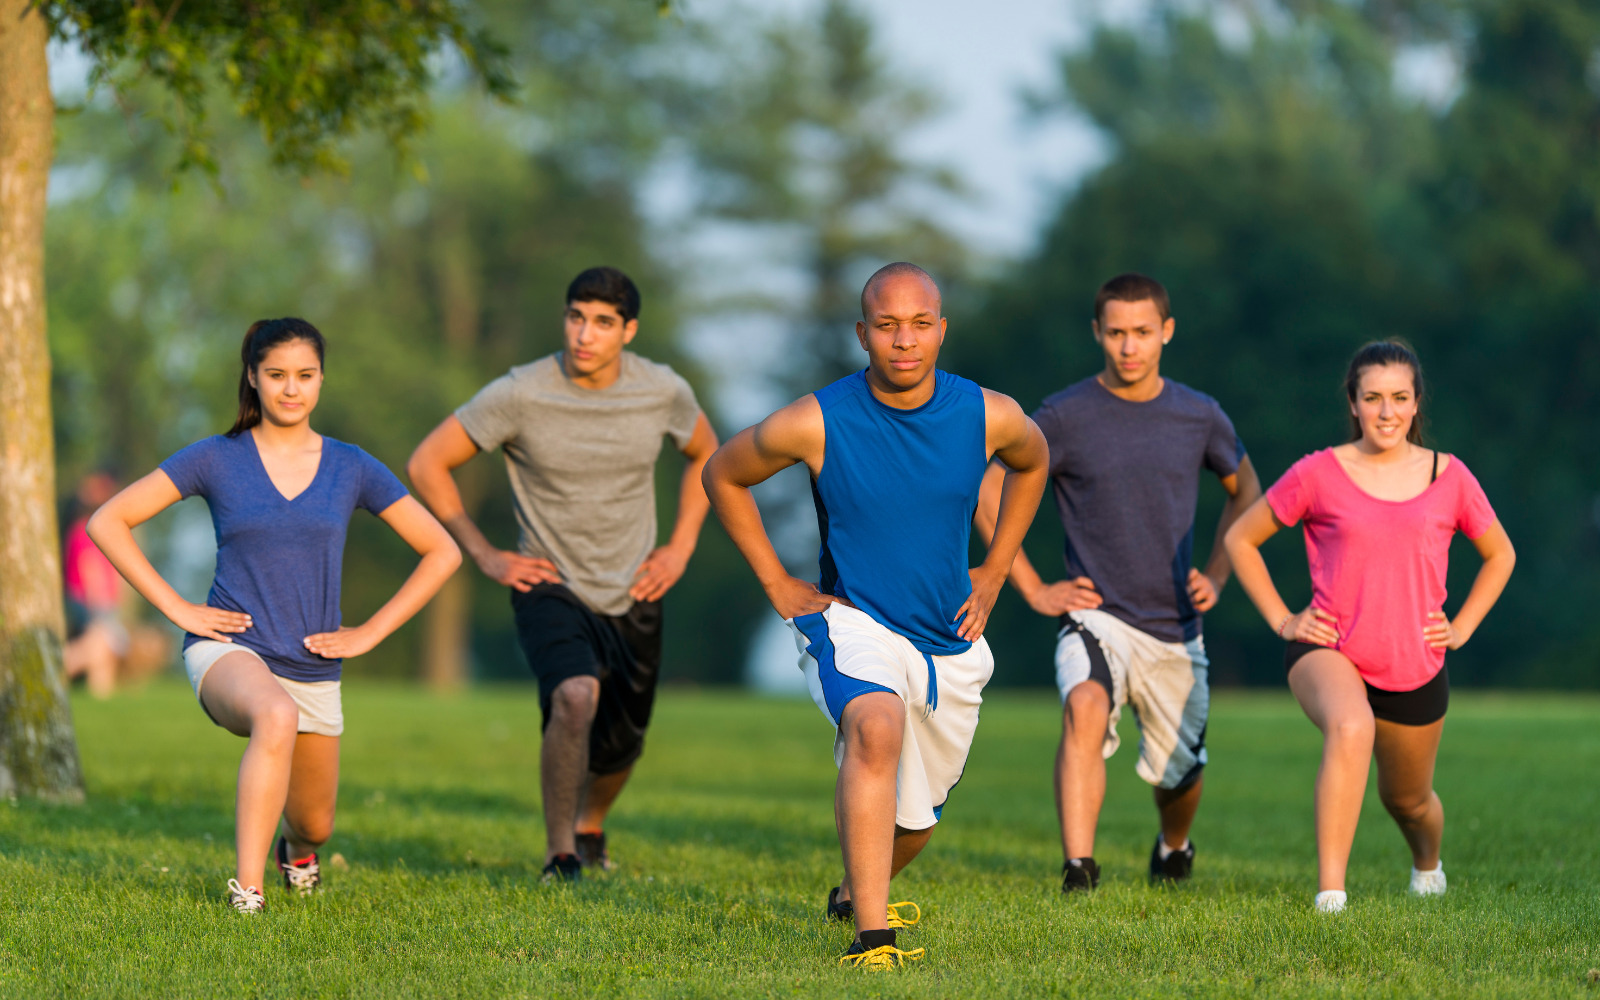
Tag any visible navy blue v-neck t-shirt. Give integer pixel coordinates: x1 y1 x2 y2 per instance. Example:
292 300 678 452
160 432 409 682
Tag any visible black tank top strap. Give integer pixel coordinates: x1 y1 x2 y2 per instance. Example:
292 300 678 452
1431 449 1439 483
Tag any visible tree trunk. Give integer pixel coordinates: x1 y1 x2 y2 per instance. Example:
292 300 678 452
0 0 84 801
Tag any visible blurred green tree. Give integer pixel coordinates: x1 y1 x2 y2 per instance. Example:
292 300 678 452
4 0 528 801
947 0 1600 688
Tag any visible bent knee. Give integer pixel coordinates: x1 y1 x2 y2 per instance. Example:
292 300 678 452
842 702 903 763
549 678 599 721
1064 682 1110 728
1326 712 1375 749
291 814 336 848
252 697 300 744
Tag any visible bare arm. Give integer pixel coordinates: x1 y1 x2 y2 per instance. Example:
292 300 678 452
974 455 1102 618
702 396 838 619
629 412 719 603
1222 498 1339 646
303 497 462 659
406 415 560 592
956 391 1049 641
1424 521 1515 650
1189 454 1263 612
86 472 254 642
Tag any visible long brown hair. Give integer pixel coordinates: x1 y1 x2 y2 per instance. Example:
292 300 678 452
1344 339 1425 444
226 318 326 437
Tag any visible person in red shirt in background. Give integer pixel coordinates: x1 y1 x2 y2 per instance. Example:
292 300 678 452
63 470 172 696
1225 340 1515 913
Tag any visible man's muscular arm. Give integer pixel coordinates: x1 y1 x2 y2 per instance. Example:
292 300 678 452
975 462 1103 617
1188 454 1262 611
956 391 1049 641
702 396 841 619
407 416 561 592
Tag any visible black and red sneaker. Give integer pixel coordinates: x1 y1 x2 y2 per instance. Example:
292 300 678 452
541 853 582 883
274 835 321 896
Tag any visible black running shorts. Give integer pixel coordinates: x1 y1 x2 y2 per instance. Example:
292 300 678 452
511 583 663 775
1284 641 1448 726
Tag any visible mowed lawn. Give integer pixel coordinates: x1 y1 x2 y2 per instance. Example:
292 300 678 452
2 682 1597 999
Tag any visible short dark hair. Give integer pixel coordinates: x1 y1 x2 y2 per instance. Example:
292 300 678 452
566 266 641 323
860 261 940 319
1344 339 1426 444
1093 273 1170 324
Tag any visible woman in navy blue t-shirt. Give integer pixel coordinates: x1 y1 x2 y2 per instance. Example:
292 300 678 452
89 318 460 913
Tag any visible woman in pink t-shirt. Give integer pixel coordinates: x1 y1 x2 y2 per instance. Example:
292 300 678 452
1225 341 1515 914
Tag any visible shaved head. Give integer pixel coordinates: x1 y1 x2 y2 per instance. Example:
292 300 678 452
861 262 941 319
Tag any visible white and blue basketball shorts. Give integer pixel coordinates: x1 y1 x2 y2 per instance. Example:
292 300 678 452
1055 609 1209 790
786 602 995 830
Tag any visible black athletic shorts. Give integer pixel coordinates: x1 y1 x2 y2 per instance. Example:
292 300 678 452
1284 642 1448 726
510 583 663 775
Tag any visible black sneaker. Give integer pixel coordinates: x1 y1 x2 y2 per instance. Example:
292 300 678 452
1149 836 1195 883
575 831 613 871
540 853 583 883
826 885 855 922
274 835 321 896
1062 856 1100 894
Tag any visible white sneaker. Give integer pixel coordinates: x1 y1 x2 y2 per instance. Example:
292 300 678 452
1314 889 1347 913
1410 864 1447 896
227 878 266 913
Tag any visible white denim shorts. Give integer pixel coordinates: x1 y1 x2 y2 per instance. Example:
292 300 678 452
183 640 344 737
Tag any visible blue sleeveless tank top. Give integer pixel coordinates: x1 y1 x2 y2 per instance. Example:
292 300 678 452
811 369 989 656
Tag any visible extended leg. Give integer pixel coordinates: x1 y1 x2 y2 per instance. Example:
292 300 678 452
1287 651 1375 893
1058 680 1111 859
1154 775 1203 849
200 653 302 891
1373 717 1446 871
281 733 340 859
834 691 905 934
541 675 599 862
577 765 632 834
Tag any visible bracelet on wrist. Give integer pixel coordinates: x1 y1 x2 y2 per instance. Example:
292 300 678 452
1275 613 1292 639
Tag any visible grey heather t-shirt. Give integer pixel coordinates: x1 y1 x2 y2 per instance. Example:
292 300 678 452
455 352 702 616
1032 376 1245 643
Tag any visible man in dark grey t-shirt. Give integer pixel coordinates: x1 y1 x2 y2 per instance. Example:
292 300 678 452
407 267 718 882
977 273 1260 894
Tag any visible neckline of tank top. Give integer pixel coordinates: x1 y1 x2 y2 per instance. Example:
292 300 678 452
856 367 945 416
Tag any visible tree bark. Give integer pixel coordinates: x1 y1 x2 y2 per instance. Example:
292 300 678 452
0 0 84 801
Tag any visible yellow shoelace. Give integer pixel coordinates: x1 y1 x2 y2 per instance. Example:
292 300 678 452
839 944 926 970
885 900 921 929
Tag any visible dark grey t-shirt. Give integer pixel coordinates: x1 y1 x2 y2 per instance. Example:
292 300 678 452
1032 376 1245 642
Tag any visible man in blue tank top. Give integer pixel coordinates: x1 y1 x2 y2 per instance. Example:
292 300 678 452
704 263 1048 969
976 273 1261 895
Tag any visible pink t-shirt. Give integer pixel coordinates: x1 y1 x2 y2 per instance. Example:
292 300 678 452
1266 449 1497 692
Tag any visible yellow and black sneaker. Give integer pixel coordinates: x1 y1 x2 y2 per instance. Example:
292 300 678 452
838 929 924 971
886 900 921 929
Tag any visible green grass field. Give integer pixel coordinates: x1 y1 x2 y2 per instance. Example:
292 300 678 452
2 682 1597 998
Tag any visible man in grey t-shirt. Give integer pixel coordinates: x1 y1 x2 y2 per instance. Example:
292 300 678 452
408 267 717 881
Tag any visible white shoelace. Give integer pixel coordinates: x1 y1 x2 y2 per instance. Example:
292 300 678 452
227 878 266 913
282 856 321 895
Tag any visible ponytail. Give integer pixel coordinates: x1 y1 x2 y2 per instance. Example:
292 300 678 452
226 318 327 437
1343 338 1425 445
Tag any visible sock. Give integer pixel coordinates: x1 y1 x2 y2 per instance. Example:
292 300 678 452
1158 837 1190 860
858 929 896 950
1412 862 1442 874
